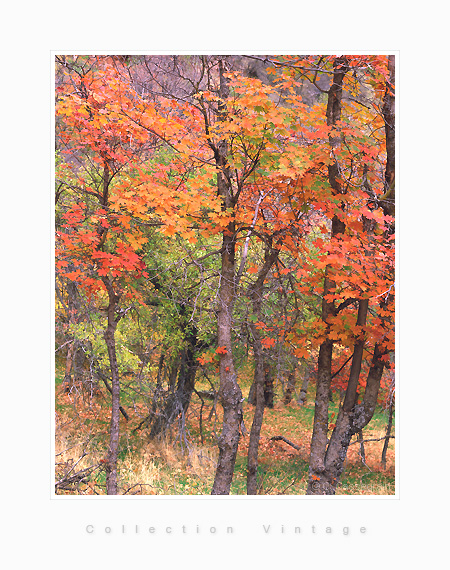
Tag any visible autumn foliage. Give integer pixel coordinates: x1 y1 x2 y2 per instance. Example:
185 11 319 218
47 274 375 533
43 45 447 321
55 55 394 496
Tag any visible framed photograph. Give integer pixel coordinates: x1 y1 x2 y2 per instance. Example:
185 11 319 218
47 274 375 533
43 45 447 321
4 2 445 567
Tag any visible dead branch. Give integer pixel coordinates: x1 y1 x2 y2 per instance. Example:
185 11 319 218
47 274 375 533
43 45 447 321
55 463 101 491
349 435 395 446
269 435 301 451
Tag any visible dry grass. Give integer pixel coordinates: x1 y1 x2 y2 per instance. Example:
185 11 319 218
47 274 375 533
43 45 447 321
55 409 219 495
118 439 218 495
55 372 395 496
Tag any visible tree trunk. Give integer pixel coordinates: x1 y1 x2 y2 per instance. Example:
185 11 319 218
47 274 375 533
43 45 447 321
309 300 369 494
249 363 275 408
297 373 310 406
246 324 265 495
307 57 349 494
263 363 274 408
381 55 395 223
149 321 200 439
62 277 81 393
102 278 122 496
211 59 245 495
246 245 279 495
283 365 297 405
306 339 334 493
357 429 366 464
63 341 76 393
211 229 243 494
381 398 394 469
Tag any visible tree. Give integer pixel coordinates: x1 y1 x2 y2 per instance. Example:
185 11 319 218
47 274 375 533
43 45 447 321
55 55 206 492
56 55 149 494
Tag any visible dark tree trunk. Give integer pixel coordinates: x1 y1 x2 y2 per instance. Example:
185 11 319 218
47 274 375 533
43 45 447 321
149 323 199 439
308 300 369 494
263 363 274 408
94 159 125 495
246 246 279 495
307 57 349 494
381 55 395 223
62 278 81 393
353 344 386 431
248 363 275 408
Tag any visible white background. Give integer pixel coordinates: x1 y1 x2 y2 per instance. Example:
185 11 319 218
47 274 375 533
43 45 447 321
2 2 447 568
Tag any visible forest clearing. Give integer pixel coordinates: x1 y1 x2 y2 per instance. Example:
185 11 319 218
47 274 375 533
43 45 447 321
55 54 395 496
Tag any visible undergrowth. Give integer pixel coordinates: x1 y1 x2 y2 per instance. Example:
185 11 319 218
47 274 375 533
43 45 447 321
55 365 395 496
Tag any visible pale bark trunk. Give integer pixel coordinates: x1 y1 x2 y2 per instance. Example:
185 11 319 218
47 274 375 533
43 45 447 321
297 374 310 406
381 398 394 469
211 229 243 494
103 279 121 495
283 366 297 405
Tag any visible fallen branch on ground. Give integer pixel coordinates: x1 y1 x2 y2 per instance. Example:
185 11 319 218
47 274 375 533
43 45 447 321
55 463 101 491
269 435 301 451
349 435 395 446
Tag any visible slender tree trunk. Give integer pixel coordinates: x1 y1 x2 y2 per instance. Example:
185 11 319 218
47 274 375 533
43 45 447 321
249 363 275 408
102 278 122 495
307 339 334 493
297 373 310 406
263 363 274 408
381 55 395 223
353 343 386 430
246 325 265 495
63 341 75 393
283 365 297 405
381 398 394 469
246 245 279 494
62 278 81 393
357 429 366 464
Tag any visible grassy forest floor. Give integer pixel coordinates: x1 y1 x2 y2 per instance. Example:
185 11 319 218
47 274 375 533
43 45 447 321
55 362 395 496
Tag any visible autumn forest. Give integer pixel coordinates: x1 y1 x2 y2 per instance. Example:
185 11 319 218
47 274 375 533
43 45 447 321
54 54 395 496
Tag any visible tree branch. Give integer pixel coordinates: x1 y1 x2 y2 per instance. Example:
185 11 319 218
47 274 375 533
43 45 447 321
348 435 395 446
269 435 301 451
